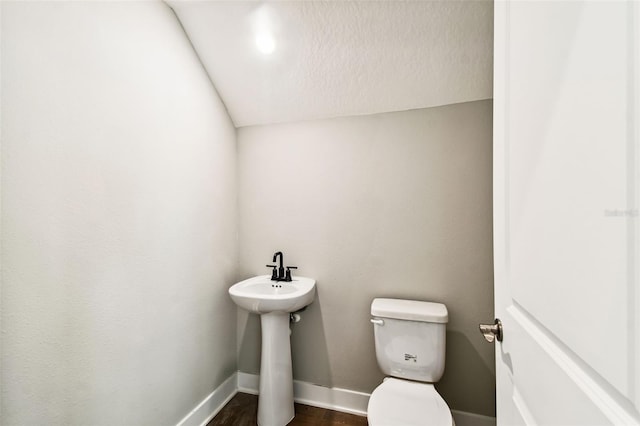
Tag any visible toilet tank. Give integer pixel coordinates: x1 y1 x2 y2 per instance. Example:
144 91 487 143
371 298 448 383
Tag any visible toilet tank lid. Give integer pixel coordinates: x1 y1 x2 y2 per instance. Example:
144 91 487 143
371 298 448 323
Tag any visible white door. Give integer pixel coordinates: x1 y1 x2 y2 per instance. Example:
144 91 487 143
493 1 640 424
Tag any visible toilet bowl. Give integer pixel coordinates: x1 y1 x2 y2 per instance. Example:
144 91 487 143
367 298 453 426
367 378 453 426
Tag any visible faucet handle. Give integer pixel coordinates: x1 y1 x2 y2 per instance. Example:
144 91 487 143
285 266 298 282
266 265 278 281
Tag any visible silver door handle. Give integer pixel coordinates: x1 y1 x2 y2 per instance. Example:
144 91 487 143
479 318 503 342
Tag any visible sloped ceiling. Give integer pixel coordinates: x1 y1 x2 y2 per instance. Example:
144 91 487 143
167 1 493 128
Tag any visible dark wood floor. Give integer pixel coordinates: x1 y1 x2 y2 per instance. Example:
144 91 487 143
208 392 369 426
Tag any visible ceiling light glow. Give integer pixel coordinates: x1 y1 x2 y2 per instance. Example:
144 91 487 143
256 31 276 55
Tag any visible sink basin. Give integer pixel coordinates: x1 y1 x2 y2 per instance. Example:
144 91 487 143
229 275 316 314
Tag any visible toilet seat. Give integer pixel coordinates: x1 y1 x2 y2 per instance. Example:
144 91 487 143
367 378 453 426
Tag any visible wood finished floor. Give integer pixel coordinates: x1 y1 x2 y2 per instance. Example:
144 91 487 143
208 392 369 426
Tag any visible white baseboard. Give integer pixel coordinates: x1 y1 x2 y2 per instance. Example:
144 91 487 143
452 409 497 426
176 373 237 426
181 371 496 426
293 379 370 416
236 370 260 395
237 371 369 416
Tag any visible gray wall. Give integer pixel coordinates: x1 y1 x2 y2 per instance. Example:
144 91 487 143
1 2 237 424
237 100 495 417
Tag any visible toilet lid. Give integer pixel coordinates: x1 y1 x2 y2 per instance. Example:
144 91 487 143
368 378 452 426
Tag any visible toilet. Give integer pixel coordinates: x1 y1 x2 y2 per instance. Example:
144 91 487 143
367 298 453 426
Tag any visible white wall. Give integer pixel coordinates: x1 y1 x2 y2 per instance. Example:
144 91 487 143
1 2 237 425
237 100 495 417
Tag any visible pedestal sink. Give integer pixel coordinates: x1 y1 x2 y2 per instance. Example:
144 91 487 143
229 275 316 426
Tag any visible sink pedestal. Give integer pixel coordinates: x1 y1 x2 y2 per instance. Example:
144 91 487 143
228 274 316 426
258 312 294 426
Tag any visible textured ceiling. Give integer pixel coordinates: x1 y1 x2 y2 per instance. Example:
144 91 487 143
167 1 493 128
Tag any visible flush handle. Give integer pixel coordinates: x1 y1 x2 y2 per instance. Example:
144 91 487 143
370 318 385 326
479 318 503 343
